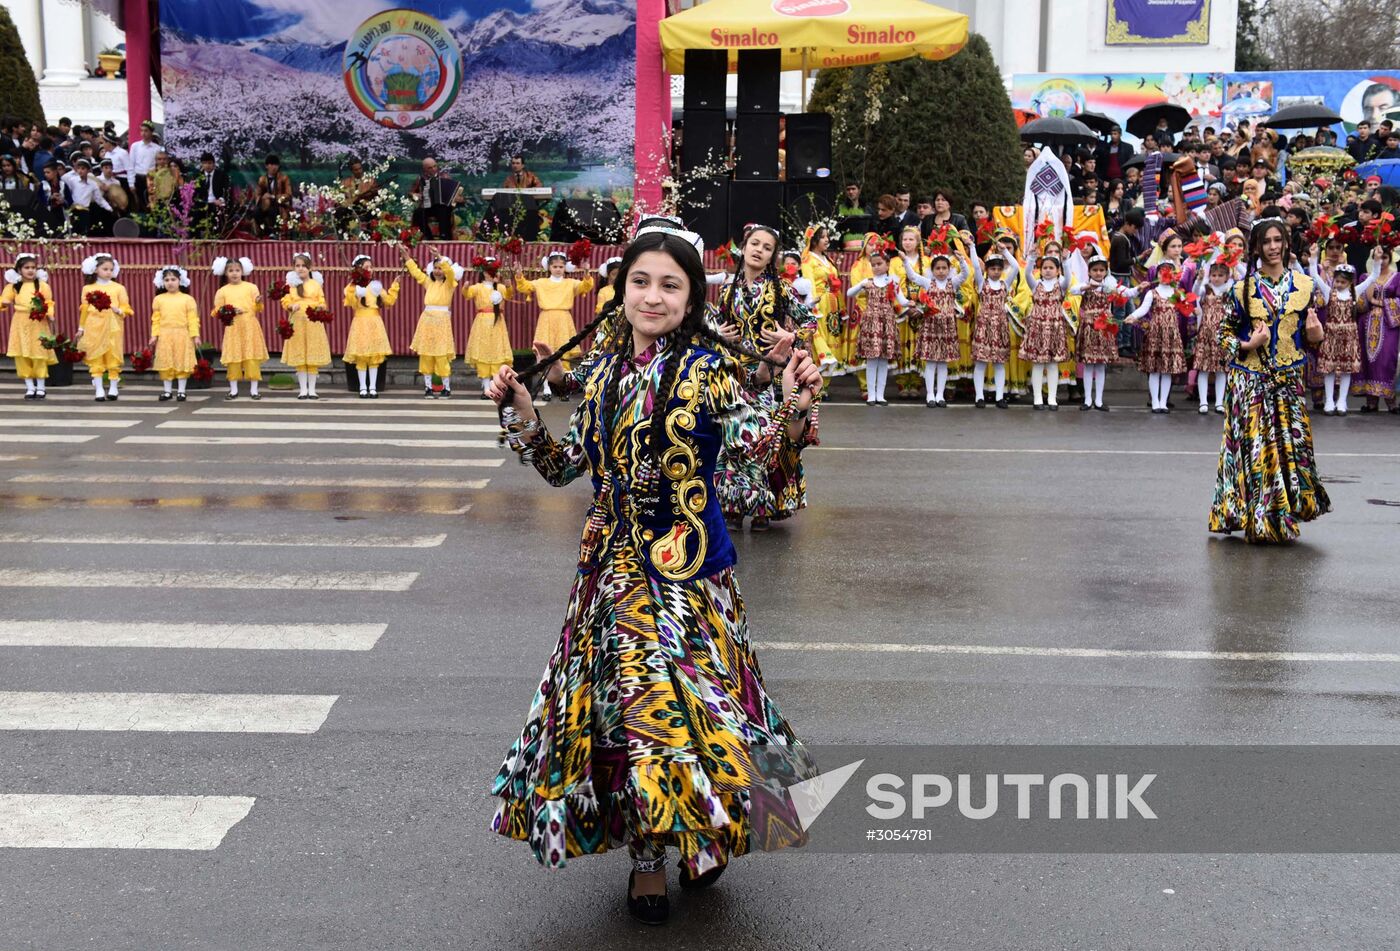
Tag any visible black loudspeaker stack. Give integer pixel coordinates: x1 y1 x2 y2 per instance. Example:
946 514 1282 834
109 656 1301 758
727 50 782 238
681 49 726 111
679 48 729 248
784 113 833 181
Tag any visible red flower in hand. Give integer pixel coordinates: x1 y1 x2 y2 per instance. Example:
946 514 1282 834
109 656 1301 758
28 294 48 320
130 347 154 373
502 236 524 257
305 306 334 324
276 317 295 340
567 239 592 266
216 304 239 326
267 280 291 302
85 290 112 312
193 358 214 383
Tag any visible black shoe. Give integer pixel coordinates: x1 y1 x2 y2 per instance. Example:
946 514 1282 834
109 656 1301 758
298 394 309 401
559 393 570 403
1214 406 1224 415
540 392 553 402
424 388 435 399
678 864 726 890
225 393 238 401
1048 404 1059 411
358 390 369 399
440 389 451 399
308 394 319 400
94 396 106 402
876 399 888 406
176 393 186 401
159 392 172 401
35 392 45 400
627 870 669 926
1323 408 1335 416
1152 408 1164 414
106 394 118 401
1337 408 1348 417
1095 404 1109 412
1033 403 1046 411
1359 403 1378 413
935 399 947 408
23 392 36 400
369 391 379 399
975 398 986 408
251 393 261 401
996 399 1008 409
1079 403 1091 411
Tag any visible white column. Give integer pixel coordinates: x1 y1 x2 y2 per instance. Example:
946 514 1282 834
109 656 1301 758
40 0 87 85
8 0 43 80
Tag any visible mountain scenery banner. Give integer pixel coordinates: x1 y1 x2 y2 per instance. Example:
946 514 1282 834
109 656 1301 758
158 0 636 194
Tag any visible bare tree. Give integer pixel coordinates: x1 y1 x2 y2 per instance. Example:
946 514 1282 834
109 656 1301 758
1257 0 1400 70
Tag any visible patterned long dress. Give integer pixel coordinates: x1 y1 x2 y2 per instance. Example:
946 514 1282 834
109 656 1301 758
1209 270 1331 543
1137 292 1187 375
1355 272 1400 402
1316 292 1362 375
971 282 1011 364
1018 281 1070 363
1192 289 1230 374
491 342 816 876
914 280 961 362
1075 284 1120 365
857 279 901 360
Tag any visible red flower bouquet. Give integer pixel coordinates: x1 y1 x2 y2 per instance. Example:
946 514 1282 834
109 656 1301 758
216 304 239 326
351 268 371 288
192 358 214 383
85 289 111 312
567 239 593 266
501 236 524 257
266 280 292 302
28 294 48 321
305 306 334 324
130 347 154 373
276 317 295 340
1172 289 1198 318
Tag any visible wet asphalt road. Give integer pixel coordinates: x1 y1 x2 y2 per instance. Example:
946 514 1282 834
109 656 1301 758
0 376 1397 951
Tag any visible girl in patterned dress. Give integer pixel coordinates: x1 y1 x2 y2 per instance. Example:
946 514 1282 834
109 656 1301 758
969 250 1018 408
1069 251 1140 412
1128 263 1189 414
849 243 908 405
486 226 822 925
914 244 968 408
1018 253 1071 410
1309 257 1375 416
211 256 267 401
895 225 932 397
1191 260 1235 415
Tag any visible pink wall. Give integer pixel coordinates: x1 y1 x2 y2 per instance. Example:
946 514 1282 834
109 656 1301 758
633 0 670 217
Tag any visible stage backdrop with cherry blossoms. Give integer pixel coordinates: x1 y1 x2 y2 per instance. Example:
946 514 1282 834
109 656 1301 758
158 0 636 195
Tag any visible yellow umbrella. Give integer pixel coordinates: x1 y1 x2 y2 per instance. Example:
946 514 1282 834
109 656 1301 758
660 0 969 104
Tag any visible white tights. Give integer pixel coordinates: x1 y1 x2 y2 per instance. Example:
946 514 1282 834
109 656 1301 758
1197 371 1226 409
972 361 1007 402
866 357 891 402
922 361 949 403
1148 372 1173 410
1029 363 1058 405
1323 372 1352 412
1082 364 1107 407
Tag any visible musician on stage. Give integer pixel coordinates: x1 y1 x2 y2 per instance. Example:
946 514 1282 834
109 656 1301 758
410 157 462 240
501 154 542 189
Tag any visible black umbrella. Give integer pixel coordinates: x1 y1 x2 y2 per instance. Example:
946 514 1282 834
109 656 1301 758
1070 110 1116 136
1019 116 1099 148
1263 103 1343 130
1121 151 1182 171
1126 102 1192 140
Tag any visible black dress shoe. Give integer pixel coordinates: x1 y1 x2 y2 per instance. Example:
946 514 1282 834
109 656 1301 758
251 393 261 401
35 392 45 400
94 396 106 402
876 399 888 406
105 394 118 401
440 389 451 399
23 392 36 400
678 864 725 890
626 870 669 926
540 392 552 402
1033 403 1046 411
176 393 186 401
996 398 1008 409
225 393 238 401
1095 404 1109 412
159 392 172 401
298 394 309 400
559 393 570 403
1048 404 1059 411
1079 403 1091 411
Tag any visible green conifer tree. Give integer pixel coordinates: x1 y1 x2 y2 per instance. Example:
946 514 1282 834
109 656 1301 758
0 5 46 128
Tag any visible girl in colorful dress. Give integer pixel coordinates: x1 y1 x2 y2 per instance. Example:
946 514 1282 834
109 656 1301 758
1309 255 1376 416
463 255 513 398
149 266 200 402
1018 252 1071 410
76 254 131 401
487 225 821 925
969 249 1017 408
343 254 400 399
1209 218 1329 543
894 225 932 397
801 225 847 377
1128 263 1189 414
913 241 967 408
402 243 463 399
212 256 267 401
2 254 56 399
1191 259 1235 415
849 243 909 405
516 251 593 402
1069 251 1138 412
278 252 332 401
1355 248 1398 413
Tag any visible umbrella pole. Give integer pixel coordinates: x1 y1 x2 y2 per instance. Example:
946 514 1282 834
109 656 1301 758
801 48 808 112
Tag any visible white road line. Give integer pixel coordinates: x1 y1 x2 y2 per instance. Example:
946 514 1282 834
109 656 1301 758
0 493 472 516
7 405 178 414
0 569 417 591
811 446 1400 459
193 406 496 418
157 420 497 434
0 691 338 733
757 640 1400 663
0 434 99 443
0 794 254 850
0 391 209 401
25 453 502 469
0 531 447 548
13 473 490 490
0 620 385 650
119 435 498 449
0 419 140 429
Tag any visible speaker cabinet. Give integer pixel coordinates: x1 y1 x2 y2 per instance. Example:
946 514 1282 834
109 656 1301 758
680 176 730 251
728 179 784 245
784 180 838 224
734 113 779 181
736 49 780 115
682 49 727 112
784 113 833 182
680 110 728 177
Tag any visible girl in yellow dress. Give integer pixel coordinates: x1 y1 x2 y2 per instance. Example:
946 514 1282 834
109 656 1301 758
343 254 400 399
895 225 933 396
76 254 131 401
402 242 462 398
277 252 332 401
2 254 56 399
799 225 845 377
212 256 267 401
515 251 592 401
463 255 513 398
149 266 200 402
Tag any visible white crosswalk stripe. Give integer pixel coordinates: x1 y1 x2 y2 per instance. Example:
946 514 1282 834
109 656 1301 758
119 435 498 448
0 434 99 443
7 405 179 414
0 569 417 591
0 531 447 548
0 691 339 733
192 406 497 418
0 418 140 428
157 419 498 433
13 473 490 490
9 453 503 469
0 620 386 651
0 794 255 849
